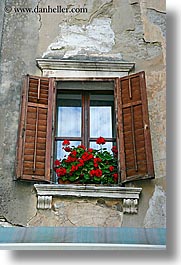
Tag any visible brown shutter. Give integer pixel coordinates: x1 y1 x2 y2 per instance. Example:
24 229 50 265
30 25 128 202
16 75 55 182
115 71 154 183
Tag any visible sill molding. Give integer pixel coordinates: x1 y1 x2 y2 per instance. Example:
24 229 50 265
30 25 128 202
34 184 142 214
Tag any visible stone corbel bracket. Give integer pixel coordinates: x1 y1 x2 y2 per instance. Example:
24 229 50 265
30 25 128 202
37 195 52 210
34 184 142 214
123 199 138 214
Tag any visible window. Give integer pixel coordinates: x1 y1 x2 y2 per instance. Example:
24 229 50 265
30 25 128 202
55 82 116 160
15 72 154 184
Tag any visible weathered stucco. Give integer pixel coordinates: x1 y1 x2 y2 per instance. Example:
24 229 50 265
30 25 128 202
43 17 117 58
0 0 166 228
144 185 166 228
28 197 123 227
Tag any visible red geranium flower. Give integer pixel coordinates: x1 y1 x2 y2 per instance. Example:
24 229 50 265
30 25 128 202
70 165 79 173
77 144 86 150
93 157 102 168
111 146 118 154
89 169 102 177
56 167 67 177
96 169 103 177
54 159 61 166
88 148 93 153
109 166 114 172
96 137 106 145
71 150 77 157
82 152 94 161
94 157 102 163
54 140 118 184
66 156 77 163
62 140 70 146
77 159 84 167
63 146 71 152
113 173 118 182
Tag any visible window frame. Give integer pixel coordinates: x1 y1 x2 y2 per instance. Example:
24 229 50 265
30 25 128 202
53 77 118 183
54 84 116 152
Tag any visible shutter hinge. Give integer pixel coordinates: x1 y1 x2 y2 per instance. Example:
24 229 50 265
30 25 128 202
144 124 148 130
22 128 25 137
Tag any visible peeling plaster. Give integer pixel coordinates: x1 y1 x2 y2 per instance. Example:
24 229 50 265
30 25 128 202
139 0 166 65
146 0 166 13
43 17 120 59
87 0 113 24
147 8 166 38
28 198 123 227
144 186 166 228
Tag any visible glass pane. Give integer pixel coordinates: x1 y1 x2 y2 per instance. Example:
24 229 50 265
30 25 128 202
56 93 82 137
90 94 114 138
90 141 113 153
56 140 81 160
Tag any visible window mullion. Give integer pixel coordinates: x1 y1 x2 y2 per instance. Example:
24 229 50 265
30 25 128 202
82 92 85 146
82 91 90 148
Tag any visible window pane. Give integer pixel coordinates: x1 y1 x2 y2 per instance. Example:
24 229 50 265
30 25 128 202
90 141 113 153
56 93 82 137
90 94 114 138
56 140 81 160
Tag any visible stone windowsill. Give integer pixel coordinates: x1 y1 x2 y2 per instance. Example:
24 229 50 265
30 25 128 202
34 184 142 214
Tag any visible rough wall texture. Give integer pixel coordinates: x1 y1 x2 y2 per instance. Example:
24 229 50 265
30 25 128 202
144 185 166 228
0 0 166 228
28 198 123 227
0 0 40 225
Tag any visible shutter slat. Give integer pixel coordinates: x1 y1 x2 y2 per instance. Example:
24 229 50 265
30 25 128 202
28 102 48 109
24 149 45 156
115 72 155 183
45 78 54 180
115 78 127 183
33 107 39 172
16 75 55 182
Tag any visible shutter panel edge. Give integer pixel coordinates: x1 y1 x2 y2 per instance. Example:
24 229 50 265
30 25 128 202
45 77 54 182
15 75 55 182
114 78 127 184
15 75 29 179
116 72 155 184
140 71 155 179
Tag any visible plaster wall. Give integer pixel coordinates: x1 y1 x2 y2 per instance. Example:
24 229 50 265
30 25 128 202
0 0 166 228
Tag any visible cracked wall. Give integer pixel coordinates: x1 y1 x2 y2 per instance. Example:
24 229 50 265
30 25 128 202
0 0 166 228
28 197 123 227
144 185 166 228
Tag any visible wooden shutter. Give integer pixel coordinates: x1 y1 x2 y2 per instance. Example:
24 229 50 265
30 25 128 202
16 75 55 182
115 71 154 183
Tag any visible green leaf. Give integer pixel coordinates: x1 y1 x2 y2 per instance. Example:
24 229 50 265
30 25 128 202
84 174 90 180
62 176 68 181
69 175 79 182
93 177 101 182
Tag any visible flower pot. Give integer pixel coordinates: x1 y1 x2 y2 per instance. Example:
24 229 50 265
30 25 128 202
58 178 82 184
58 179 70 184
